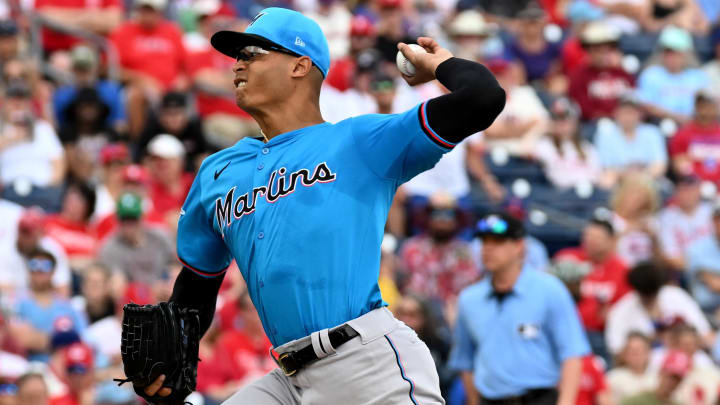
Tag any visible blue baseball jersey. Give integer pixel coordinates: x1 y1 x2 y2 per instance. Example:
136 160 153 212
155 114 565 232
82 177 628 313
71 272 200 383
177 102 454 346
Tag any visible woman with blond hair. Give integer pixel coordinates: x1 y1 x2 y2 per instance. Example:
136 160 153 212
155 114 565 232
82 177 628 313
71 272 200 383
610 173 662 267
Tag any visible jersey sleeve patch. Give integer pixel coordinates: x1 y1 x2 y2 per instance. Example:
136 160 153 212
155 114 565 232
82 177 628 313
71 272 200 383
418 101 456 150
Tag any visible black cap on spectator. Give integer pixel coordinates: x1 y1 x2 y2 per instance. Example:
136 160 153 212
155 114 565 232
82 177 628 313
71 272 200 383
356 49 381 73
371 71 395 92
475 212 525 240
516 3 545 20
695 90 715 105
161 92 187 109
549 97 580 120
4 81 31 99
0 20 18 37
588 217 614 236
627 261 668 298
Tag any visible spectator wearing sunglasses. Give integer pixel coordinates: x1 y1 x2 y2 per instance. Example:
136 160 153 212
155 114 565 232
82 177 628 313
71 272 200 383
9 248 87 363
449 212 589 405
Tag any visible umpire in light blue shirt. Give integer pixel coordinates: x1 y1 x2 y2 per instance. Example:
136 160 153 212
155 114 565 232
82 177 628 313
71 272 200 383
449 212 590 405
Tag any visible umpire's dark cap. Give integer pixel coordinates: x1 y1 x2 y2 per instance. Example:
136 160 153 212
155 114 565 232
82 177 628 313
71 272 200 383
475 212 525 240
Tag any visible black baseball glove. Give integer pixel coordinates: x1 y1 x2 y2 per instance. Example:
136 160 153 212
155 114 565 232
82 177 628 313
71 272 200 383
114 301 201 405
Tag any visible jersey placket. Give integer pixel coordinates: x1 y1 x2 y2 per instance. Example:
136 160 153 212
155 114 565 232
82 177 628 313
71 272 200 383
250 142 277 343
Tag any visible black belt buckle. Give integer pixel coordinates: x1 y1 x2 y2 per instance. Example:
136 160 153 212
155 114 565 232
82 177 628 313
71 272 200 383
277 352 298 377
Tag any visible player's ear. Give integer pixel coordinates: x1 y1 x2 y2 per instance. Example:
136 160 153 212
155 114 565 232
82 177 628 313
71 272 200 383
290 56 314 78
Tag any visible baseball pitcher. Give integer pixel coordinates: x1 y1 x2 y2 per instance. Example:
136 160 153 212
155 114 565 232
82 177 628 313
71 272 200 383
120 7 505 404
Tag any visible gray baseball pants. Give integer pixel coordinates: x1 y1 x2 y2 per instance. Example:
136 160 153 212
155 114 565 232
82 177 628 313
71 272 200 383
222 307 445 405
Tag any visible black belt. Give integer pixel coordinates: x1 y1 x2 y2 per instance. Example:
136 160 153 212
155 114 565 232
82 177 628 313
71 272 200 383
273 324 359 376
481 388 557 405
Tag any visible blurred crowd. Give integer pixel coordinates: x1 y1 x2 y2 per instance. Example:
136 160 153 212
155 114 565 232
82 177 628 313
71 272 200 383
0 0 719 404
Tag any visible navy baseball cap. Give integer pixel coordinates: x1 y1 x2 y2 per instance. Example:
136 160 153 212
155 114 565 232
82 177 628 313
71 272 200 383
210 7 330 77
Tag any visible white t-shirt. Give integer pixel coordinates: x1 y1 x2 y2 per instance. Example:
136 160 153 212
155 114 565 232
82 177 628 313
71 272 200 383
606 367 658 404
83 316 122 359
482 85 549 156
0 236 71 293
403 134 480 198
656 203 713 260
612 213 657 267
306 5 352 60
534 137 602 189
94 184 116 221
605 285 712 354
0 120 63 187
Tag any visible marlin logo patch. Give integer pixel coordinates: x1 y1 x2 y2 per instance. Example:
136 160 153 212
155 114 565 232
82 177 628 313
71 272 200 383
248 12 266 27
215 162 336 229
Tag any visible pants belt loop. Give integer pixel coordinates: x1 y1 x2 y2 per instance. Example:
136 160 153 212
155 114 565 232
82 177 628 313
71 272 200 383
310 329 331 359
319 328 336 356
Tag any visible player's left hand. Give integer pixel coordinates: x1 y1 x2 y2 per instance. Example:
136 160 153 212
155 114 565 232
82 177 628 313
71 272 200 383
397 37 454 86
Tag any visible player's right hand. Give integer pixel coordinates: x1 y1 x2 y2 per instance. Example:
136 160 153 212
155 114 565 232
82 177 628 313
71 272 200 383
397 37 453 86
141 374 172 398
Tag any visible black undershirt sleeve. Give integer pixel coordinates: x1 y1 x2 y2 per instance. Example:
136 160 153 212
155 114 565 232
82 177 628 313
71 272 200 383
425 57 506 143
170 267 225 337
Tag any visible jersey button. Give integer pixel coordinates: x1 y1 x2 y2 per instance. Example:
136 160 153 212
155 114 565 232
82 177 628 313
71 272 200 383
257 232 264 239
262 147 269 154
257 163 264 170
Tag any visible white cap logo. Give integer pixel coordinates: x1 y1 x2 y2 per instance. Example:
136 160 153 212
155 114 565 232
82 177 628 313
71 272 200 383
295 36 306 47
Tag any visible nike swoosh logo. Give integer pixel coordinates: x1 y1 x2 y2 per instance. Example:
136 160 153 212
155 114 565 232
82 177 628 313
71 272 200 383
214 161 231 180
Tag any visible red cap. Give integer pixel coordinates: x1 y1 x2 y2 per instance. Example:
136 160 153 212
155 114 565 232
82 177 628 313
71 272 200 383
121 164 148 184
379 0 402 8
350 16 375 36
662 350 691 377
63 342 93 373
18 208 45 233
212 3 236 18
100 143 129 165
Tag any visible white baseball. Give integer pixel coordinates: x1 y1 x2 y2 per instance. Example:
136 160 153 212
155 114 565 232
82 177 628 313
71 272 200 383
396 44 427 77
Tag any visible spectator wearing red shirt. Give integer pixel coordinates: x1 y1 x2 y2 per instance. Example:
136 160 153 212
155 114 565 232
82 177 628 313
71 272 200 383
555 217 630 362
144 135 193 228
44 182 98 270
399 193 478 305
185 2 258 147
110 0 187 137
670 92 720 184
33 0 123 54
569 22 635 121
576 355 613 405
197 292 275 402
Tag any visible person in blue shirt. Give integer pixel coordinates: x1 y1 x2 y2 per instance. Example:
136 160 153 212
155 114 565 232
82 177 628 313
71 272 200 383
636 26 710 124
12 248 87 363
449 212 590 405
594 95 667 186
53 45 126 132
134 7 506 404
